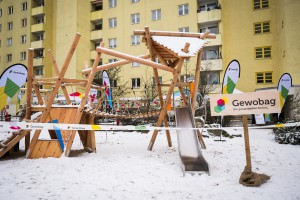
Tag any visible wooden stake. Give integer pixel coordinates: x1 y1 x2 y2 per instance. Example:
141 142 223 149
191 50 203 115
25 48 34 151
242 115 252 172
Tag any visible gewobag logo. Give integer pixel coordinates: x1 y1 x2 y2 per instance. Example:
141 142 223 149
210 90 281 116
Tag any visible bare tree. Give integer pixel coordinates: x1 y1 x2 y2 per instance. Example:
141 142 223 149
93 67 131 99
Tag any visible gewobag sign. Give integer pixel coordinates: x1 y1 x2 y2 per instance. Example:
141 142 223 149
210 91 281 116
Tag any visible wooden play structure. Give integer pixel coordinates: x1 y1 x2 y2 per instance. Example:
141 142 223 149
0 27 215 159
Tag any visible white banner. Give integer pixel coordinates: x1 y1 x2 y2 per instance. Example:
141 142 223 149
210 91 281 116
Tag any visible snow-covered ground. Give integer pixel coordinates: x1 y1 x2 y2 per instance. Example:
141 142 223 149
0 128 299 200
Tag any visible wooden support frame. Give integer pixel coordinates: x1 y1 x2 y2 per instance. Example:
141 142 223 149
27 33 82 158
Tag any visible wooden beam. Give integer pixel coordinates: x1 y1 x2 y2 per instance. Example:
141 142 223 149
191 49 203 115
25 48 34 151
82 54 151 75
96 46 175 73
134 28 216 39
64 43 102 157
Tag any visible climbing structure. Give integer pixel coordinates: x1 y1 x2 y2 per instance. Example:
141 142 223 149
83 26 215 150
0 27 214 159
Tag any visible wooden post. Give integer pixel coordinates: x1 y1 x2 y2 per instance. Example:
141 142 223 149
64 44 102 156
144 26 172 148
25 48 34 151
242 115 252 172
148 58 185 150
86 113 96 152
191 50 203 115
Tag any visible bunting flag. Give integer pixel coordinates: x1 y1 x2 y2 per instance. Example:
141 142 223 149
277 73 292 112
0 64 27 111
222 60 241 94
103 70 113 108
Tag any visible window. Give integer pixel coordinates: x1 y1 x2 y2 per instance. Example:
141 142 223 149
7 54 12 62
131 35 140 45
179 27 189 32
201 71 220 85
36 17 44 24
0 24 2 32
8 22 13 30
7 38 12 46
0 9 2 17
22 2 27 11
35 49 44 58
132 78 140 88
256 72 273 84
21 18 27 27
94 22 102 30
109 18 117 28
202 47 219 60
178 4 189 16
152 77 162 86
37 33 44 41
132 62 140 67
109 0 117 8
254 21 270 34
108 58 117 63
8 6 13 14
131 13 140 24
112 80 117 87
253 0 269 10
131 0 139 3
255 46 271 59
200 25 218 34
20 52 26 60
34 66 43 75
152 9 161 21
21 35 26 44
108 38 117 48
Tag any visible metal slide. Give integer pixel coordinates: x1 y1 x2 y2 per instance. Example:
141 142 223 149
175 106 209 175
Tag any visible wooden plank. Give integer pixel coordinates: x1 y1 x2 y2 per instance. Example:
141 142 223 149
36 140 50 158
30 140 43 158
45 141 62 158
86 114 96 152
32 84 44 105
52 142 63 158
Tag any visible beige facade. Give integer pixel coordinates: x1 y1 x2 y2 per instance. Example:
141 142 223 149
0 0 299 101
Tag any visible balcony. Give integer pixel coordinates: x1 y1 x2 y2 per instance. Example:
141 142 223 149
206 34 222 46
201 59 223 71
31 23 45 33
31 6 45 16
31 40 44 49
198 9 221 24
90 30 103 41
33 58 44 66
91 10 103 21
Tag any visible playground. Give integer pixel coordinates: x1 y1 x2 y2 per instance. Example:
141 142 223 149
0 27 300 199
0 128 299 200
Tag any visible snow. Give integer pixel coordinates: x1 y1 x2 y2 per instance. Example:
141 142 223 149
152 36 207 57
1 128 300 200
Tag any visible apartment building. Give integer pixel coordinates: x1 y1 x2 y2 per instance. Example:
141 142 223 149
0 0 299 101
